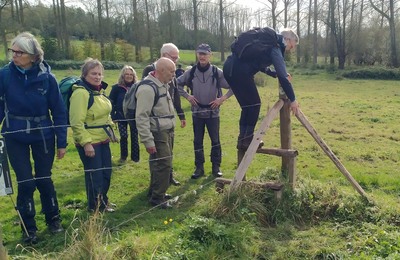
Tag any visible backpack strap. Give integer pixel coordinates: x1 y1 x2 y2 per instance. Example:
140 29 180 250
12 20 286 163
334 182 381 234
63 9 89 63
75 80 109 110
136 79 161 109
186 65 197 91
140 80 174 121
212 65 222 98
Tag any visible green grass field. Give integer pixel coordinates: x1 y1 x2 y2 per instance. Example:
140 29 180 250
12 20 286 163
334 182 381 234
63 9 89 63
0 69 399 259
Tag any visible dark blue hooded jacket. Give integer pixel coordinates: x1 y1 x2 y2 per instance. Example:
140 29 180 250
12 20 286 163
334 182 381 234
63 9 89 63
0 61 67 149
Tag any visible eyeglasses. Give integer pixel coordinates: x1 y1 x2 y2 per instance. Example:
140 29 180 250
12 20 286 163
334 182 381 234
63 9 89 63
8 48 27 57
165 53 179 61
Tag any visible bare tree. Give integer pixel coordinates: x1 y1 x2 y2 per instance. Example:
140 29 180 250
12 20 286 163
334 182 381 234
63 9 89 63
0 0 11 56
144 0 154 60
327 0 351 69
296 0 301 63
369 0 398 67
131 0 142 62
60 0 70 58
166 0 173 42
313 0 318 64
218 0 238 61
97 0 105 59
282 0 296 27
17 0 23 25
52 0 62 51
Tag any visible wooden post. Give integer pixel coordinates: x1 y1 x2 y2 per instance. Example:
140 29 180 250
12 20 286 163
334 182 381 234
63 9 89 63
230 99 284 190
295 109 368 198
279 98 296 186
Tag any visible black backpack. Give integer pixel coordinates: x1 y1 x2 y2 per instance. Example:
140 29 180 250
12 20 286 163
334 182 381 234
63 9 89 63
186 64 222 97
231 27 279 61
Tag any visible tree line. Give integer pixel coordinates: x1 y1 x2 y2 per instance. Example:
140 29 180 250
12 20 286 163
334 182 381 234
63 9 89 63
0 0 398 68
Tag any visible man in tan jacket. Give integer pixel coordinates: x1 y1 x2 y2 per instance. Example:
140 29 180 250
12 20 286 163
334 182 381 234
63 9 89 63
136 57 176 209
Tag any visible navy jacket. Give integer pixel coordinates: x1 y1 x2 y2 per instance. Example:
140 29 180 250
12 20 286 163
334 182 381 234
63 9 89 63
0 61 67 148
109 83 130 121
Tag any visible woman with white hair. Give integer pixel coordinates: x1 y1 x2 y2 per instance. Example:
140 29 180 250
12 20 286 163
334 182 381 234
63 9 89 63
0 32 67 244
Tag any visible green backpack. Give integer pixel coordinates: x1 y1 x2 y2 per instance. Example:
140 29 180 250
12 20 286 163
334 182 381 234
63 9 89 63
58 76 95 125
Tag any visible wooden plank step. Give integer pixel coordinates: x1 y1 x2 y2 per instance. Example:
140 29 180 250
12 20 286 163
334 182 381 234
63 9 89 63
256 148 298 157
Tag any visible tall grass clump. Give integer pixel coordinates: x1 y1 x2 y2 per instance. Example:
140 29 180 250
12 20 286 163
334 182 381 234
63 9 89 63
0 228 8 260
211 177 380 227
153 214 262 259
56 211 119 260
10 210 139 259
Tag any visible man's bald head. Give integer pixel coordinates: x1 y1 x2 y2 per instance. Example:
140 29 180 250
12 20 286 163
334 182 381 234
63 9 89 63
155 57 176 84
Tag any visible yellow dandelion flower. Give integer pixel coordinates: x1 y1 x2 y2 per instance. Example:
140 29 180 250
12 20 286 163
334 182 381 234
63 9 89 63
164 220 168 225
169 218 173 222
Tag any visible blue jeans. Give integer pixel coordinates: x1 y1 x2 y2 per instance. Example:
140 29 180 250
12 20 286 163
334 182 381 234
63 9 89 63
192 116 221 167
5 136 59 232
77 143 112 211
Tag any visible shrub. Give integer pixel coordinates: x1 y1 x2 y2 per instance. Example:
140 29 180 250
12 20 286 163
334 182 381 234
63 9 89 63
47 60 125 70
342 68 400 80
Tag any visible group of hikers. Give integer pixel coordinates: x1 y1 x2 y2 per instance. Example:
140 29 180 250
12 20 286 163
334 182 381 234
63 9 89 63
0 28 299 244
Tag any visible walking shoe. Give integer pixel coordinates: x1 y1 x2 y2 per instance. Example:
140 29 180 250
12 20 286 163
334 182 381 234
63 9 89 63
108 202 117 208
48 219 64 234
104 202 117 213
104 207 116 213
149 199 172 209
211 165 223 177
23 230 38 245
191 166 205 179
170 173 181 186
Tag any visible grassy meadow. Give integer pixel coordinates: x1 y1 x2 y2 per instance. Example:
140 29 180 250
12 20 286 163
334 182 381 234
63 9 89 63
0 67 399 259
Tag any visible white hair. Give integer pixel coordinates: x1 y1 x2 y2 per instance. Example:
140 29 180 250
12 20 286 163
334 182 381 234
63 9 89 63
160 43 179 55
280 28 300 45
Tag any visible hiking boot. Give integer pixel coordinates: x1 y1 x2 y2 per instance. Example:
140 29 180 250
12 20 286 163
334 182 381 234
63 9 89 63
23 230 38 245
212 165 223 177
240 136 264 150
170 172 181 186
48 219 64 234
191 166 205 179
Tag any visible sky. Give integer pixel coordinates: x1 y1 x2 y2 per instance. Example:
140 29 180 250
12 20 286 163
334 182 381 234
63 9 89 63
235 0 265 9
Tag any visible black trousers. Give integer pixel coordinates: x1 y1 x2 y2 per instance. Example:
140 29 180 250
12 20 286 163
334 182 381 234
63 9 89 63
223 55 261 137
192 116 221 167
77 143 112 211
5 136 60 232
